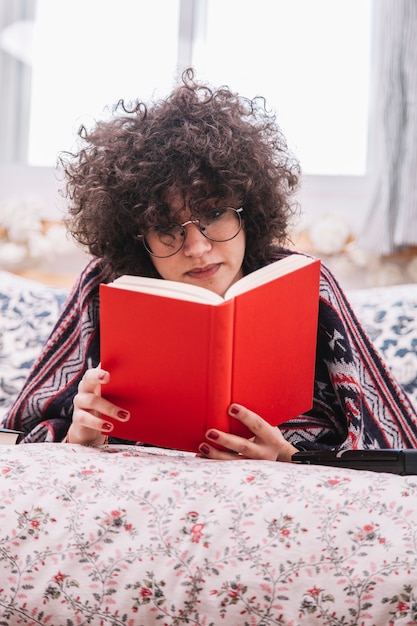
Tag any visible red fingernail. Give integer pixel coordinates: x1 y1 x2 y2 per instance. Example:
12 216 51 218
117 410 129 420
199 444 210 455
230 405 240 415
101 422 113 432
207 430 219 440
98 371 107 381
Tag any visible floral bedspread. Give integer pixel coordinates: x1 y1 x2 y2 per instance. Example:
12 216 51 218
0 442 417 625
1 273 417 624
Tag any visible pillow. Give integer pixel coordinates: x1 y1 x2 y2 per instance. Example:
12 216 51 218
348 283 417 408
0 271 68 421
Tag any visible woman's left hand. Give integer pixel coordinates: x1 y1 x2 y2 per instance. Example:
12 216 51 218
198 403 297 462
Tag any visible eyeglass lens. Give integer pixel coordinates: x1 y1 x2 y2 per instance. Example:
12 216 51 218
143 208 242 258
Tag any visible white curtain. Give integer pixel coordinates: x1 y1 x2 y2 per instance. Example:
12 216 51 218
358 0 417 254
0 0 35 162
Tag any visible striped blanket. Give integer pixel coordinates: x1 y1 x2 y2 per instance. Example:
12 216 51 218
4 252 417 449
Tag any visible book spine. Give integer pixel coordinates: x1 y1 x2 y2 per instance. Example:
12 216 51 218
206 301 234 433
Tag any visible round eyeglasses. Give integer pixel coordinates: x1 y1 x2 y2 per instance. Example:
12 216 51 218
139 207 244 258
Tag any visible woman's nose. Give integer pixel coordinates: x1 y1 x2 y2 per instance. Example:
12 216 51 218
182 223 213 256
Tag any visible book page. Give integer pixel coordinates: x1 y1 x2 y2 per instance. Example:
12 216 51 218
110 275 223 304
225 255 315 300
110 255 316 304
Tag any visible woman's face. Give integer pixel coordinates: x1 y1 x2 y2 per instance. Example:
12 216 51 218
149 193 246 297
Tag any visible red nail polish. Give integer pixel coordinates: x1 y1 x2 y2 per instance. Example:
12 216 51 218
207 430 219 440
200 443 210 455
101 422 113 432
117 410 129 420
230 405 240 415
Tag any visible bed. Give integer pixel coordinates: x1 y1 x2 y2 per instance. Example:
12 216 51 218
1 270 416 625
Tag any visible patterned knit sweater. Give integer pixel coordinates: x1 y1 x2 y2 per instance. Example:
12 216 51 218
4 252 417 449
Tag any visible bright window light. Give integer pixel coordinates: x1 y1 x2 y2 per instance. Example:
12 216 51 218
26 0 371 175
193 0 372 176
28 0 180 165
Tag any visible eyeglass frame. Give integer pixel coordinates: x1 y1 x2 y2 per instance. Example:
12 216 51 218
138 206 244 258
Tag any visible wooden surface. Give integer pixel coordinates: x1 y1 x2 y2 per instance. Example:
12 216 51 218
12 270 77 289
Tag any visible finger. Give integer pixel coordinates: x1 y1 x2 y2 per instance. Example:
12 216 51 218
228 403 277 439
72 408 115 434
74 391 130 423
204 428 264 459
205 404 279 448
77 367 109 393
203 404 286 460
198 443 245 460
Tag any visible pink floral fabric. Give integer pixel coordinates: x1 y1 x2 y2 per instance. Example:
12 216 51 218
0 443 417 625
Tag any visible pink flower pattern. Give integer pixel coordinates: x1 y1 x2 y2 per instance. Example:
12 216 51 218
0 443 416 624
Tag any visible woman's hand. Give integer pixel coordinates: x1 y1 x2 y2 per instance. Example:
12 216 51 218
65 366 130 445
198 404 297 463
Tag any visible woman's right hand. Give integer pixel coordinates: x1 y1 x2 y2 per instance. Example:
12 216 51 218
65 366 130 445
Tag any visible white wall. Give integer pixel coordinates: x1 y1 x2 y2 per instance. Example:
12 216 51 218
0 164 66 219
0 163 89 273
0 164 372 276
296 174 372 236
0 165 371 232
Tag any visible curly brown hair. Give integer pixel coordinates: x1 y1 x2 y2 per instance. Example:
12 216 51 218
61 69 301 278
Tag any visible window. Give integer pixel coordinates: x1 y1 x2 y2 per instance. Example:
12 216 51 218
27 0 180 165
192 0 372 175
1 0 371 175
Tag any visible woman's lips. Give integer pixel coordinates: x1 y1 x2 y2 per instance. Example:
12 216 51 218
186 264 221 280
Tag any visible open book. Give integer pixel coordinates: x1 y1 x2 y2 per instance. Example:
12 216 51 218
100 254 321 452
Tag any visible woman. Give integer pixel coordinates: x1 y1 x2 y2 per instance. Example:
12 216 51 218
4 70 417 459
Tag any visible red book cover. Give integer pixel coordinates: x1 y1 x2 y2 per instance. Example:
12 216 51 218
100 256 321 451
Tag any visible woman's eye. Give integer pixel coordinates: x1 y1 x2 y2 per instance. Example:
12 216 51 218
207 208 226 222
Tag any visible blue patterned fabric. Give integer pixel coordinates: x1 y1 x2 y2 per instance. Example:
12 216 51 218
0 272 68 422
348 284 417 407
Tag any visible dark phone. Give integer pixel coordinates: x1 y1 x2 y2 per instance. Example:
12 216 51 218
291 449 417 475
